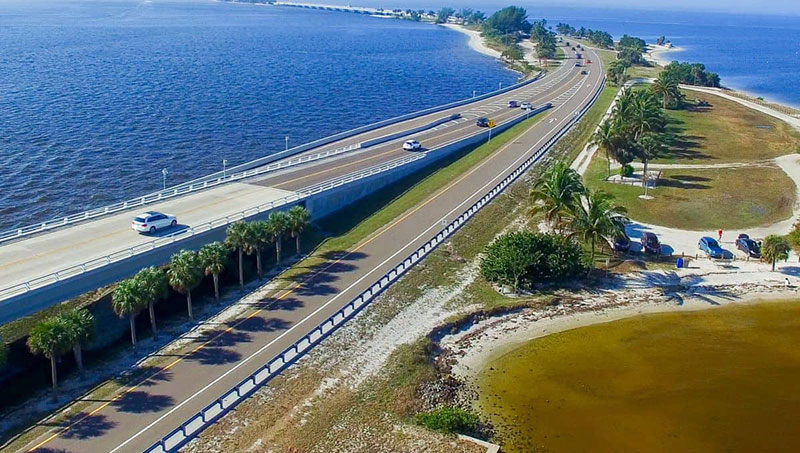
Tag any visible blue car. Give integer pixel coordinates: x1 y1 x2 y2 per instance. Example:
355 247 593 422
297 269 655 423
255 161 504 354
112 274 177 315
699 236 725 258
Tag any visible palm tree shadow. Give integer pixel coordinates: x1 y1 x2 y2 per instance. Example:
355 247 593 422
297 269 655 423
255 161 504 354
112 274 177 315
187 347 241 365
110 391 175 413
225 316 292 333
44 412 118 440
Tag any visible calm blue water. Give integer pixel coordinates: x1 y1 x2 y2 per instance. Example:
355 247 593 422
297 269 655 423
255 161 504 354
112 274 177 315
330 1 800 106
0 0 516 231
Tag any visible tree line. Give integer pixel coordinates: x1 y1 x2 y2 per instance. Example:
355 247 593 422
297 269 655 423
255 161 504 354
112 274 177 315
18 205 311 398
481 162 628 292
591 85 671 194
555 23 613 48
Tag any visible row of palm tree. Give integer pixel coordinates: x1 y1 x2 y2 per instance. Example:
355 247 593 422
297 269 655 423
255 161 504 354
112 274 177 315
590 87 669 194
26 308 95 397
650 71 683 109
529 161 629 269
111 205 312 349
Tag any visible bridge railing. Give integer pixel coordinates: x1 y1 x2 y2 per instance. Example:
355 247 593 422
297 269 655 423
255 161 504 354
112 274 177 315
0 75 545 245
0 102 557 303
143 76 607 453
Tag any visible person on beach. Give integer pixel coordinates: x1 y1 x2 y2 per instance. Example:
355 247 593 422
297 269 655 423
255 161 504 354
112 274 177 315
718 229 723 241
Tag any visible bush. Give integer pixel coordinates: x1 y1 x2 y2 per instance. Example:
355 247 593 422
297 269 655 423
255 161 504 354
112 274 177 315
789 221 800 250
416 406 480 434
481 231 584 291
621 164 634 177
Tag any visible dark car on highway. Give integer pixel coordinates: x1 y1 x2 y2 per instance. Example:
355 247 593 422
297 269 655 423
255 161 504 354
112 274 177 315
507 100 519 108
736 234 761 258
476 117 490 127
641 232 661 254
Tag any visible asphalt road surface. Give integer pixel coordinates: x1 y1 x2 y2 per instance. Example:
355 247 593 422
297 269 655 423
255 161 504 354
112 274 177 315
20 44 603 452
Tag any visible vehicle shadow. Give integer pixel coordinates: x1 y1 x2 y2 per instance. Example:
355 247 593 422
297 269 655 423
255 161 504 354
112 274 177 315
140 224 190 238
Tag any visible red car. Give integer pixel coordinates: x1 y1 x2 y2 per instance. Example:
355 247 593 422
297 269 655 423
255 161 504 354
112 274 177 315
585 59 592 64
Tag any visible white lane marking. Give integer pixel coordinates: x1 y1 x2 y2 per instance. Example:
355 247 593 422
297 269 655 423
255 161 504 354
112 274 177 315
110 58 603 453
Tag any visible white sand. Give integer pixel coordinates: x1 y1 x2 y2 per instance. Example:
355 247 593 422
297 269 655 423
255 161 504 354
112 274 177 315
646 43 684 67
444 278 800 380
440 23 501 59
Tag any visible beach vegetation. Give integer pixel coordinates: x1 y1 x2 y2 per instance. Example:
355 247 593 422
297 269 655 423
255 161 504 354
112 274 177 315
199 242 228 301
287 205 312 256
762 235 791 271
661 61 721 87
528 160 585 232
482 5 530 38
167 249 204 319
415 406 481 435
112 276 147 347
435 7 454 24
481 231 585 291
266 211 290 264
27 316 72 397
61 308 95 376
650 71 683 108
134 266 168 337
565 190 628 271
225 221 254 288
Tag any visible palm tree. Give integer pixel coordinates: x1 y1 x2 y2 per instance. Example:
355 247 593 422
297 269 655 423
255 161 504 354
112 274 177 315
61 308 95 376
112 277 147 347
266 211 290 264
628 91 665 140
199 242 228 301
0 335 7 368
249 221 270 279
638 133 667 197
287 205 311 255
762 235 791 271
591 120 619 179
225 222 252 288
528 161 585 233
566 190 628 273
135 267 168 337
167 250 203 319
651 73 681 109
27 316 72 397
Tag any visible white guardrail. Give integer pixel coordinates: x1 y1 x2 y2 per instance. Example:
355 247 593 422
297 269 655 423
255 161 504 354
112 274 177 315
0 103 547 302
0 76 546 246
0 143 359 244
143 77 607 453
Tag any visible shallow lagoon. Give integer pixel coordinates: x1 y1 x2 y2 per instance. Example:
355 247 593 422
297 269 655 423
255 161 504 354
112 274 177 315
476 301 800 452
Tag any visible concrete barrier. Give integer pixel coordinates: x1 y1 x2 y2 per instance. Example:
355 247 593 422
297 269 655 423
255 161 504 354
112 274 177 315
360 114 461 148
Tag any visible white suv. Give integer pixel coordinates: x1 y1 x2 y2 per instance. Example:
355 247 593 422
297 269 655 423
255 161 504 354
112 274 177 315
132 211 178 233
520 102 532 110
402 139 422 151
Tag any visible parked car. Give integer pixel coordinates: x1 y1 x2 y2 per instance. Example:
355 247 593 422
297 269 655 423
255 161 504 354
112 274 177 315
571 46 576 51
581 70 588 75
586 59 592 64
736 234 761 258
402 139 421 151
575 62 582 67
132 211 177 234
613 234 631 252
565 41 570 46
641 232 661 254
520 102 532 110
476 117 490 127
698 236 725 259
507 100 519 108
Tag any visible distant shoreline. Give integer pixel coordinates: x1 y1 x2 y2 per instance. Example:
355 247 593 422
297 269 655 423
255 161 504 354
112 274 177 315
645 43 685 66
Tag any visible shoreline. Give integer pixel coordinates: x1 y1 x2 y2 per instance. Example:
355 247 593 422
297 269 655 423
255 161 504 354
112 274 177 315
645 43 685 67
440 23 501 59
443 283 800 381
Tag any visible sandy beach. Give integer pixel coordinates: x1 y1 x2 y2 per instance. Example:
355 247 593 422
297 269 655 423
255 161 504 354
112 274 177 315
645 43 684 66
440 23 501 59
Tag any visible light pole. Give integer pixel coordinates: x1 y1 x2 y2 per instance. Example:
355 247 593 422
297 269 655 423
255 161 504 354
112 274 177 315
472 90 477 98
161 168 168 190
498 82 502 90
285 136 289 151
222 159 228 178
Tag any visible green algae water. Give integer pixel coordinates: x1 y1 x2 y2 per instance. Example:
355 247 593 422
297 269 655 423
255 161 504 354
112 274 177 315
475 301 800 452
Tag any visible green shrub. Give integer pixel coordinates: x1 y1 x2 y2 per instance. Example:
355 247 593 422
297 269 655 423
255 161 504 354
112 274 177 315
415 406 480 434
480 231 584 291
621 164 634 177
789 221 800 250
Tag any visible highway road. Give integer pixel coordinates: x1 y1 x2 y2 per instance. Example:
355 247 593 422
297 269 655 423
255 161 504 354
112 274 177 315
18 43 604 452
0 45 592 305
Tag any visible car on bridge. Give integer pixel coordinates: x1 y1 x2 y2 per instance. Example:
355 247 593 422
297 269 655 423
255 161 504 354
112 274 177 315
581 70 589 75
402 139 422 151
507 100 519 108
132 211 177 234
699 236 725 259
476 117 490 127
520 102 532 110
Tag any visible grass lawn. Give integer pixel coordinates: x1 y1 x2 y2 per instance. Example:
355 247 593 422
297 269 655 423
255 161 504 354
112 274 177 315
627 64 661 79
585 157 796 230
656 91 800 164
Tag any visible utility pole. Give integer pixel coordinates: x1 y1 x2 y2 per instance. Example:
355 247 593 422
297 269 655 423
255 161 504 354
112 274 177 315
161 168 168 190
